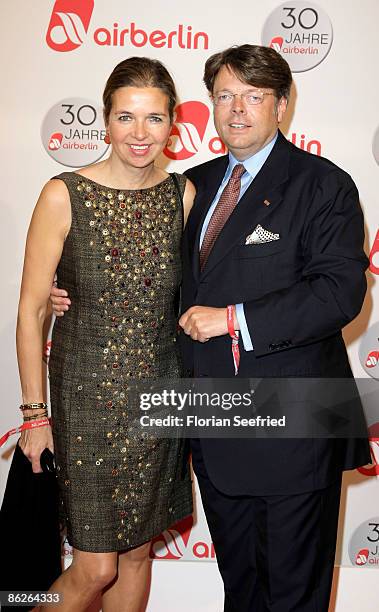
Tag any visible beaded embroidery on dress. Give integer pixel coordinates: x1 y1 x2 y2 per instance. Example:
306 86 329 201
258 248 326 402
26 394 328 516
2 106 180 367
49 172 192 552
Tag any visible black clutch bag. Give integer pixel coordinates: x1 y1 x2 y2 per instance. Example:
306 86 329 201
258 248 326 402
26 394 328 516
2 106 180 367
0 442 62 611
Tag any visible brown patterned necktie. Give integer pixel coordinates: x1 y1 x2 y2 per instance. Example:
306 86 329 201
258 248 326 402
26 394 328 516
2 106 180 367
200 163 245 271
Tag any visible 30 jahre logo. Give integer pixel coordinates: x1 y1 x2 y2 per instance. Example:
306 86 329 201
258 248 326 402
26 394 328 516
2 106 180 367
359 322 379 380
349 518 379 567
262 1 333 72
41 97 109 167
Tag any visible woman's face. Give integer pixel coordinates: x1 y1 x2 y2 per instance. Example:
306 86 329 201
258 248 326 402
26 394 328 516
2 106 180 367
107 86 172 169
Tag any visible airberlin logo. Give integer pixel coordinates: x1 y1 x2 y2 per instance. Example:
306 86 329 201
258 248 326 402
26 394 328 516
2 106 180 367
369 229 379 275
150 516 193 560
165 102 209 160
150 515 215 560
357 423 379 477
46 0 94 52
355 549 369 566
366 352 379 369
164 101 226 160
48 133 63 151
46 0 209 52
270 36 284 53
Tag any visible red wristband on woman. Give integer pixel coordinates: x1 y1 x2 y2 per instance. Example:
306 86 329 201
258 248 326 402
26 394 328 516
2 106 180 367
0 417 50 448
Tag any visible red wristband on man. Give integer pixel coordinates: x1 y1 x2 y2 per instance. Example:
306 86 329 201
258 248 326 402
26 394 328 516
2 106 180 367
227 305 240 376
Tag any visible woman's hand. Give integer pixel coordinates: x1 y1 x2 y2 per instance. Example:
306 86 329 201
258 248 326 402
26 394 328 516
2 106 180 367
50 285 71 317
19 424 54 474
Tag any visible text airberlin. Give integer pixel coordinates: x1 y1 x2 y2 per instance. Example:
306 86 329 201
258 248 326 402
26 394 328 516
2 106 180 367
94 22 209 50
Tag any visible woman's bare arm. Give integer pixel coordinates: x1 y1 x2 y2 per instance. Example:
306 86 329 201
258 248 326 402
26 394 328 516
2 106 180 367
16 179 71 472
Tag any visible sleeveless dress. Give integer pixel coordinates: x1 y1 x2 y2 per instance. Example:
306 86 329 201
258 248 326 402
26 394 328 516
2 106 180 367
48 172 192 552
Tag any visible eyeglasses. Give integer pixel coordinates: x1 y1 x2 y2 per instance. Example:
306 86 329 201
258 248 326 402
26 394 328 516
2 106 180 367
213 91 275 106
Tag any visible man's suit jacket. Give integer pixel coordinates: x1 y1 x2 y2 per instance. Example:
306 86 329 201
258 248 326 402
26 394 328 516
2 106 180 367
182 130 370 496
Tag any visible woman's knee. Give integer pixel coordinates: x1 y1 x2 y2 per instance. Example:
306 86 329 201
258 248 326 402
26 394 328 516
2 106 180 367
119 542 151 567
71 550 118 589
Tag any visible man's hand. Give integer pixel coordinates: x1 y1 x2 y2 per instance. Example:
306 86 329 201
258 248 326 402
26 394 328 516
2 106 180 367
179 306 239 343
50 285 71 317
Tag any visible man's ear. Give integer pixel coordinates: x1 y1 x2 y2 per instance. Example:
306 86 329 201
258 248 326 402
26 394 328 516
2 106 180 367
276 97 287 124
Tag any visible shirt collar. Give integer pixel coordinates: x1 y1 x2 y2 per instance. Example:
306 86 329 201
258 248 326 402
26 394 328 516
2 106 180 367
226 131 278 178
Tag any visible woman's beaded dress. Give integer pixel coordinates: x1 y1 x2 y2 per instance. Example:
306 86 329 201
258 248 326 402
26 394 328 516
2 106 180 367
49 172 192 552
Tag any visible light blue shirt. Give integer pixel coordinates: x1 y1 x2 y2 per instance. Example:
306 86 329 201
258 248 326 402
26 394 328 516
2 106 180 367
200 132 278 351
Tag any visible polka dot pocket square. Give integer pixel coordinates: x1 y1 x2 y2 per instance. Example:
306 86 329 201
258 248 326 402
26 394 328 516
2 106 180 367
245 224 280 245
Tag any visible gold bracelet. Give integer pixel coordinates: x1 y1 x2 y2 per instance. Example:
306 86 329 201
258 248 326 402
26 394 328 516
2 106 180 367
19 402 48 412
23 412 48 420
23 412 48 422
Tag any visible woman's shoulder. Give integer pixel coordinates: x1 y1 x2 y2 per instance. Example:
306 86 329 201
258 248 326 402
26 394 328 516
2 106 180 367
31 178 71 237
41 176 71 203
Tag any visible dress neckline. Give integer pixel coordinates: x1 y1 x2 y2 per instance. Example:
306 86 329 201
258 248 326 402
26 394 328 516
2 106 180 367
70 171 173 192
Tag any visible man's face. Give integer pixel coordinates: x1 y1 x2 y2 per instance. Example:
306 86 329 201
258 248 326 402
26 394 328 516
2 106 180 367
212 65 287 160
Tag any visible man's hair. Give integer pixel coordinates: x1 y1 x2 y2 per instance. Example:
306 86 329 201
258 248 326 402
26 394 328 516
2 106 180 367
203 44 292 100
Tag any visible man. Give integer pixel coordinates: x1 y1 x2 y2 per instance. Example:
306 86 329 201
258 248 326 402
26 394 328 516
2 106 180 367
178 45 370 611
52 45 370 611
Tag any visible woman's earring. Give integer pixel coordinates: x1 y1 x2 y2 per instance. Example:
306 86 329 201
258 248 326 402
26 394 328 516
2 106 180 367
104 132 111 145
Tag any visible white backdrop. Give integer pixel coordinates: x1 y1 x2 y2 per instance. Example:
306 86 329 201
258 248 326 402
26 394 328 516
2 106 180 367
1 1 379 610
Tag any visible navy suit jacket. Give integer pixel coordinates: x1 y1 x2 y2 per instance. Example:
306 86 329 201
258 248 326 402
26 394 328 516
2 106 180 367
181 130 370 495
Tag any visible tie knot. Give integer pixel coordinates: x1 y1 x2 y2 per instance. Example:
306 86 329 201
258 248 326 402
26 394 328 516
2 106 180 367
231 163 245 180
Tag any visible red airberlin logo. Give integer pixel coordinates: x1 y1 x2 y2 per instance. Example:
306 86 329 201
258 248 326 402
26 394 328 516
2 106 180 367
366 351 379 368
46 0 94 52
355 549 369 566
164 102 210 160
150 515 193 560
270 36 284 52
357 423 379 477
48 133 63 151
369 229 379 275
46 2 208 52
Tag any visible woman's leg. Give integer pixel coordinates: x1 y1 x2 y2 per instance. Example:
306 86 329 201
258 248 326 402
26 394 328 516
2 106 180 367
40 548 118 612
101 542 152 612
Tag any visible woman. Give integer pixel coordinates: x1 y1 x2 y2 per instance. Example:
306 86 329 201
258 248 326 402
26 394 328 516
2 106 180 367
16 57 195 612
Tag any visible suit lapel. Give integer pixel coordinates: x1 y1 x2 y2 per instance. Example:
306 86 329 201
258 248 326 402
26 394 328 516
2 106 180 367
201 132 291 279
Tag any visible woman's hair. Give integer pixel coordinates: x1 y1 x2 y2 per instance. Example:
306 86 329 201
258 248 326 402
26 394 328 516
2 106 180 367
203 44 292 100
103 56 177 123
